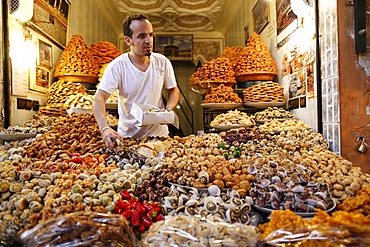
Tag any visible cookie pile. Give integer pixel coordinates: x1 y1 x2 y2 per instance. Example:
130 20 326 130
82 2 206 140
46 80 87 105
243 81 285 103
210 109 255 127
90 41 122 68
54 34 100 77
63 93 93 110
38 104 68 117
235 32 277 75
190 57 236 85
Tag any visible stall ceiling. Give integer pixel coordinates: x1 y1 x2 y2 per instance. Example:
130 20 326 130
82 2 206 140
98 0 244 35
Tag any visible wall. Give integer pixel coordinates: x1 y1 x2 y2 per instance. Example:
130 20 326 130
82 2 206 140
224 0 249 47
338 1 370 173
7 0 120 126
67 0 120 46
8 14 63 126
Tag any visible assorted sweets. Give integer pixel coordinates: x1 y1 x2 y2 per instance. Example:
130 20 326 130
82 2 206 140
253 107 296 122
54 34 100 78
89 41 122 68
220 46 243 68
192 32 283 107
202 84 242 104
1 111 370 245
63 93 93 110
210 109 255 127
190 57 236 85
235 32 278 76
243 81 285 103
46 80 86 105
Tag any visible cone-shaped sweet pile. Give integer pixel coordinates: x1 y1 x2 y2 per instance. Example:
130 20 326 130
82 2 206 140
220 46 243 69
90 41 122 68
235 32 277 75
190 57 236 85
54 34 100 77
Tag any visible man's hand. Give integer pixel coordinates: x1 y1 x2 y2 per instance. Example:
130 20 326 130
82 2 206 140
101 127 122 149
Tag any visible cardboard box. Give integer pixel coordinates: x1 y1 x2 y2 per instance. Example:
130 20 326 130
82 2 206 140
131 103 179 128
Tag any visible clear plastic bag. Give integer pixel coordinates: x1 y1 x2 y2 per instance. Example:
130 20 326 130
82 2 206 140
0 220 22 247
261 224 370 247
141 215 259 247
19 212 136 247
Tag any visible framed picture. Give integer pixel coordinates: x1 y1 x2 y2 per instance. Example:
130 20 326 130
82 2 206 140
30 66 50 93
32 0 71 48
253 0 270 34
155 34 193 61
276 0 298 46
38 39 52 69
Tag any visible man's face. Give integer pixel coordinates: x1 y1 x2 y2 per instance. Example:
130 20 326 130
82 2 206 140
127 19 153 56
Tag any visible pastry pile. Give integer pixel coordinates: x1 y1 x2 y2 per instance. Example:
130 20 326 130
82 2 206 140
54 34 100 77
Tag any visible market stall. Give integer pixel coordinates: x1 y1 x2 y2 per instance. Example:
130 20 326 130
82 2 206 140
1 32 370 247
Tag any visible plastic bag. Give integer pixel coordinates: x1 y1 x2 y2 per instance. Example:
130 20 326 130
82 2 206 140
141 215 259 247
0 220 22 247
19 212 136 247
260 224 370 246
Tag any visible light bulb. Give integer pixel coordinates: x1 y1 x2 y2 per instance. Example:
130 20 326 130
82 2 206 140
10 28 35 71
290 0 313 18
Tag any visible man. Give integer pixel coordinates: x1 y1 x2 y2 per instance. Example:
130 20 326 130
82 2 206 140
93 14 180 149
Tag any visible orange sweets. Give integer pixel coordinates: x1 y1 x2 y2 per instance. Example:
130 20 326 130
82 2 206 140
203 84 242 104
235 32 278 75
190 57 236 85
54 34 100 77
90 41 122 67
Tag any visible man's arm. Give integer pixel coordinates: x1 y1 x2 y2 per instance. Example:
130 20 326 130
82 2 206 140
165 86 180 110
93 89 121 149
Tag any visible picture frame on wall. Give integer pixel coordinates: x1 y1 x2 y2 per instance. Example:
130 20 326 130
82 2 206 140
32 0 71 48
38 39 52 69
30 66 50 93
276 0 298 46
253 0 270 34
155 34 193 61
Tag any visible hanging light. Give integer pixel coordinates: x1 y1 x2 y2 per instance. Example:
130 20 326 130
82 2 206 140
9 0 34 23
10 27 35 71
290 0 313 18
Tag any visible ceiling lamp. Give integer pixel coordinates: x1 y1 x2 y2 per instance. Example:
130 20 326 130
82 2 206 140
290 0 313 18
9 0 34 23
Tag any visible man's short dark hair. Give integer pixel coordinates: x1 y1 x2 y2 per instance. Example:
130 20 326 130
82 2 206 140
123 14 149 38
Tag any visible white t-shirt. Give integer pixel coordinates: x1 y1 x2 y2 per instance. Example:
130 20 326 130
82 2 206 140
98 52 177 138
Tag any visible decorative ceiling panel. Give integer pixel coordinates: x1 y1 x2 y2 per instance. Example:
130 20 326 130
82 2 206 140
111 0 228 32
